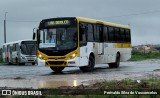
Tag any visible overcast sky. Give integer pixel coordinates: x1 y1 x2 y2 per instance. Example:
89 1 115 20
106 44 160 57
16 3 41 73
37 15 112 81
0 0 160 47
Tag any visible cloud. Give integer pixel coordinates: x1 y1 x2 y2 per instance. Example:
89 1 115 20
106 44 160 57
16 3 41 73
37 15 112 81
0 0 160 47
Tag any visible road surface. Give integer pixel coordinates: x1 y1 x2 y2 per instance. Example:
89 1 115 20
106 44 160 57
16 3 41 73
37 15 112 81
0 59 160 89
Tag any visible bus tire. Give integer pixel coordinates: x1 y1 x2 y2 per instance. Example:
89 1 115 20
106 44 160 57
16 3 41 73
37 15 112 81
18 63 25 65
15 58 17 64
7 58 11 65
79 56 95 72
50 67 65 73
109 53 120 68
32 62 35 65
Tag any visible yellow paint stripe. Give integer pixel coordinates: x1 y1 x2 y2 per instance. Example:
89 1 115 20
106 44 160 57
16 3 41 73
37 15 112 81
115 43 131 48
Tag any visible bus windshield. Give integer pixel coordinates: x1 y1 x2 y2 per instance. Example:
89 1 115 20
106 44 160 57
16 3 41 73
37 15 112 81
39 27 77 51
21 42 36 55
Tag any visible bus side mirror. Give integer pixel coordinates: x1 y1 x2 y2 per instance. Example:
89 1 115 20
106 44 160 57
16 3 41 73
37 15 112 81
33 33 36 40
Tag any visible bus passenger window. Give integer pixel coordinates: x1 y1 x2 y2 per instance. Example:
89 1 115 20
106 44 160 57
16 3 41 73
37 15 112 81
79 25 83 41
87 24 94 42
79 24 87 46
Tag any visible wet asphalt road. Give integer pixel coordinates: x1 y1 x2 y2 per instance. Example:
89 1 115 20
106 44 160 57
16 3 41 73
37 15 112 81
0 59 160 78
0 59 160 89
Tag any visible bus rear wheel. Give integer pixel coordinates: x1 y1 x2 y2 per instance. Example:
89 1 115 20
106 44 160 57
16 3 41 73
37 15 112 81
7 58 12 65
79 56 95 72
50 67 65 73
109 53 120 68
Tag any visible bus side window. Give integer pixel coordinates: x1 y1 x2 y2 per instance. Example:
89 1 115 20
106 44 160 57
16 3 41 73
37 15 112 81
93 24 98 42
3 45 5 53
125 29 131 43
97 24 103 42
108 27 114 42
12 44 15 51
79 23 87 46
7 45 9 52
114 28 120 42
16 43 19 51
104 26 109 42
87 24 94 42
120 29 125 42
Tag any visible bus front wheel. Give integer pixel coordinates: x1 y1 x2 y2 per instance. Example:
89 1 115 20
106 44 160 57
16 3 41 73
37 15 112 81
50 67 65 73
32 62 35 65
79 56 95 72
109 53 120 68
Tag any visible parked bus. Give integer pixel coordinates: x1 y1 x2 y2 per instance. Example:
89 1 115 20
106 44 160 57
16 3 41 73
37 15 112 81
33 17 131 72
2 39 37 65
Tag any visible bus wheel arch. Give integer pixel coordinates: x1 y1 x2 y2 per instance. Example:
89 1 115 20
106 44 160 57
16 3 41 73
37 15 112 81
16 57 25 65
109 52 120 68
79 52 95 72
116 52 121 66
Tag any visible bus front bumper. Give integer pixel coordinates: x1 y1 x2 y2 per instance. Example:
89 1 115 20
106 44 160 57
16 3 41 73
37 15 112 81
45 57 80 67
38 57 88 67
39 57 88 67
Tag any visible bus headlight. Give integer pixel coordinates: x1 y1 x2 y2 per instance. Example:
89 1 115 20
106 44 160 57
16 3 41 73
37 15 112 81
69 53 76 59
38 54 47 60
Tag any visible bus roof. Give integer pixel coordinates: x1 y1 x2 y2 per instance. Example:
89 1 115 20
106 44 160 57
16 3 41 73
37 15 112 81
76 17 130 29
3 39 36 46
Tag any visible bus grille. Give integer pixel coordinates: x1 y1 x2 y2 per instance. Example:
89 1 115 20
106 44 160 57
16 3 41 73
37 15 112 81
47 61 66 65
28 60 34 62
48 57 66 59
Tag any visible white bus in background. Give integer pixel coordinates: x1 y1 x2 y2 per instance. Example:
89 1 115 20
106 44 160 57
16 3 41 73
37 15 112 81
2 39 37 65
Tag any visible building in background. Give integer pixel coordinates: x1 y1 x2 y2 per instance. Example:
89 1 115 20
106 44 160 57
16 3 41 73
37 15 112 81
132 44 160 53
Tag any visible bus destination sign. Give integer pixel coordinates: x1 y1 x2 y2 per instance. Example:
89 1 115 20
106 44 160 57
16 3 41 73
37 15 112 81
46 20 70 26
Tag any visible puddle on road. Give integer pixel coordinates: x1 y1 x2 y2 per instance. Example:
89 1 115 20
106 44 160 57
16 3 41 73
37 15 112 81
0 79 82 89
39 80 80 88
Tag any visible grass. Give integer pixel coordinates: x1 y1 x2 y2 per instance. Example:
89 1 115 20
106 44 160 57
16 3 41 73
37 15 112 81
48 78 160 98
0 61 5 65
129 51 160 61
10 78 160 98
0 61 4 63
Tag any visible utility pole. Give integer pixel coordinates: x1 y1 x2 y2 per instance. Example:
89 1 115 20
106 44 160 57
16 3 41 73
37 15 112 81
4 12 8 43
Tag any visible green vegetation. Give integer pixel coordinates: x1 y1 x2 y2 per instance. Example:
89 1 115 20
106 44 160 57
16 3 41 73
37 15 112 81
45 78 160 98
129 50 160 61
11 78 160 98
0 61 5 64
0 61 4 63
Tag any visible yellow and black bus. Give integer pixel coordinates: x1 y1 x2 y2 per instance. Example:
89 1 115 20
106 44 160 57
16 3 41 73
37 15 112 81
33 17 131 72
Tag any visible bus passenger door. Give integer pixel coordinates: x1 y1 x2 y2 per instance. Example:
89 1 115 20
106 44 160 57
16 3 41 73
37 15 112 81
97 24 104 55
98 43 103 55
10 45 13 63
2 45 6 62
17 44 21 63
79 23 88 66
6 45 11 63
